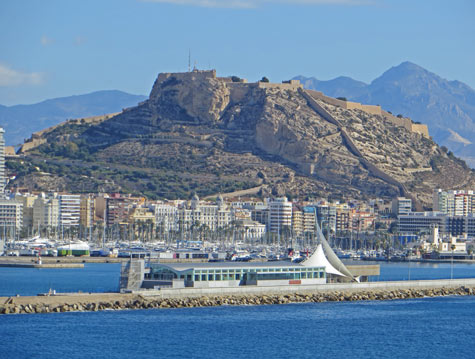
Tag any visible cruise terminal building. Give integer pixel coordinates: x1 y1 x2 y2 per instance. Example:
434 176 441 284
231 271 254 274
121 244 357 291
143 261 327 289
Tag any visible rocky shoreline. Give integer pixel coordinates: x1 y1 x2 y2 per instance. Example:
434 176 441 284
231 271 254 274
1 286 474 315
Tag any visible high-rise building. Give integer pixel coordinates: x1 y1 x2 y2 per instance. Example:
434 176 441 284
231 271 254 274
105 194 132 226
58 194 81 227
392 197 412 216
15 193 37 230
433 189 475 216
80 195 95 228
268 197 292 233
0 199 23 234
315 203 337 233
302 206 317 234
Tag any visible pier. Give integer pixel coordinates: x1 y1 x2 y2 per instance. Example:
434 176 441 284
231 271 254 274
0 261 84 269
2 278 475 315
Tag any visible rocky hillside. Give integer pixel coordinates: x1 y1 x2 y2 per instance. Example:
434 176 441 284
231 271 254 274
10 70 475 207
294 62 475 168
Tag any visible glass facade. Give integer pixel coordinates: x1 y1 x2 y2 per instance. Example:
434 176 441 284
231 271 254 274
147 264 325 283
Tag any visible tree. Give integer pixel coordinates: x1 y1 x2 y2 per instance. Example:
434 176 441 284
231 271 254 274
260 76 269 83
231 76 241 83
337 97 347 101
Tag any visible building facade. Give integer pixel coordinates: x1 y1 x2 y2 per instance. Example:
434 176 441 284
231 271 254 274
268 197 292 234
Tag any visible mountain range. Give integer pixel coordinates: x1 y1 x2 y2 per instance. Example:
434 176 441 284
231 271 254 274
0 90 147 146
294 61 475 168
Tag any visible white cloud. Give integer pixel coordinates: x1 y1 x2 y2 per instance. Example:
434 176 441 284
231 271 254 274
41 35 54 46
0 64 44 87
141 0 373 8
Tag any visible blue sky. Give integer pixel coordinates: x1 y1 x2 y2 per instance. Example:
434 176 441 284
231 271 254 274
0 0 473 105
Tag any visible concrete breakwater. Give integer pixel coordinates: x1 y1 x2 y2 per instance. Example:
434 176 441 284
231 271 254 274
1 285 475 315
0 262 84 269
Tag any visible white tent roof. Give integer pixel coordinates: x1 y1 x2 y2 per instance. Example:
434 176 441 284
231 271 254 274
301 244 347 277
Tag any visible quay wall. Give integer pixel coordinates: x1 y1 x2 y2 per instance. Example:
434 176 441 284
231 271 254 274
2 279 475 315
140 278 475 298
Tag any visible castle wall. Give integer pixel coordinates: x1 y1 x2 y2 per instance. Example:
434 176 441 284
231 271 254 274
19 138 47 153
360 104 382 115
157 70 216 83
227 83 251 104
307 90 429 139
257 81 303 91
305 90 347 108
411 124 430 138
381 110 429 138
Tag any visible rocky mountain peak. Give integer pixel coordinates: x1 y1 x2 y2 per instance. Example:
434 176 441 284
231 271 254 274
148 70 231 124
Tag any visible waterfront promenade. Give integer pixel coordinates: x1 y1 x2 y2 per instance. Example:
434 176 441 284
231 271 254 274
2 278 475 315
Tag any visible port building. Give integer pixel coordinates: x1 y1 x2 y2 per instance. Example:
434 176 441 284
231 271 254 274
142 261 326 289
120 242 357 292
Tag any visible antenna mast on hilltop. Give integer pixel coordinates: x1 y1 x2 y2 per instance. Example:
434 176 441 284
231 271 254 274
188 49 191 72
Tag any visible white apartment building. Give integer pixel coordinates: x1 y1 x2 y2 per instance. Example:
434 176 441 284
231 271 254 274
155 203 179 232
392 197 412 216
156 195 233 233
240 219 266 241
434 189 474 216
268 197 293 233
58 194 81 227
0 199 23 233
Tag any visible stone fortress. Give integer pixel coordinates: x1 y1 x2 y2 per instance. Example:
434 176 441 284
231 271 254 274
19 68 429 154
156 69 429 138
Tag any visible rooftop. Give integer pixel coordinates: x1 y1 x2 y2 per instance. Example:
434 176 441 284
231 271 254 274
150 260 317 272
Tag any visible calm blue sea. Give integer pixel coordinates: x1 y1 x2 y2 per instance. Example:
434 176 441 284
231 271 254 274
1 296 475 359
0 263 121 296
1 261 475 296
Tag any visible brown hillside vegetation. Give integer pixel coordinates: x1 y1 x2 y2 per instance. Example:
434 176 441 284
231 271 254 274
12 70 475 206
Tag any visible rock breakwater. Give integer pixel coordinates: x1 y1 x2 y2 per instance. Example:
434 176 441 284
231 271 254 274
1 286 474 315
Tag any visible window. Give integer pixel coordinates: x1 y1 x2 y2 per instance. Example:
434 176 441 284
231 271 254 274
194 275 200 281
208 274 213 281
215 274 221 281
201 274 206 281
